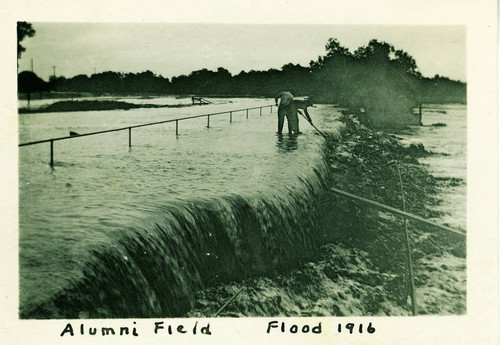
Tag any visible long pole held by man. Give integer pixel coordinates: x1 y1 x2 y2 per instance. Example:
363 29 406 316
275 90 327 139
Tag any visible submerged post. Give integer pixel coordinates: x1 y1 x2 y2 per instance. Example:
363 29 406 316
49 140 54 167
419 103 423 126
21 104 290 168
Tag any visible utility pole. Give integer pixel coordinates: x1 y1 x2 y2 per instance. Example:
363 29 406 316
31 58 33 72
52 66 56 78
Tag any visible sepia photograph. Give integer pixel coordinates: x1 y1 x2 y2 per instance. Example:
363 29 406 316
17 23 466 319
0 0 497 344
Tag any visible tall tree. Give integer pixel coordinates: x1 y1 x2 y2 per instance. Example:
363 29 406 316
17 21 36 59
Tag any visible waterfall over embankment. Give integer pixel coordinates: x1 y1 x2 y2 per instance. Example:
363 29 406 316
19 100 347 319
23 145 332 319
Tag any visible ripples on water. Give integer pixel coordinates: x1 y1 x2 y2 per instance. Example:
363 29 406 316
19 98 342 318
398 104 466 230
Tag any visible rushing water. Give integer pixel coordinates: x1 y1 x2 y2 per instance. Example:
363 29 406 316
396 104 467 314
18 100 465 318
19 97 342 318
399 104 466 231
184 104 467 317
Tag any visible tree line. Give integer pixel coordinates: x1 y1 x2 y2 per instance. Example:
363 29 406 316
18 35 466 114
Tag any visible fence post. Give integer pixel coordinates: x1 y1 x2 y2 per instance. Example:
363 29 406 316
49 140 54 167
419 103 423 126
403 216 417 315
23 105 285 168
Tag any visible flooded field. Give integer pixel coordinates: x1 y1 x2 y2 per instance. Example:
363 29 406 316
19 97 339 318
18 99 465 318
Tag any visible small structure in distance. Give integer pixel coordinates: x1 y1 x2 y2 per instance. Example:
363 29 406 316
191 97 212 105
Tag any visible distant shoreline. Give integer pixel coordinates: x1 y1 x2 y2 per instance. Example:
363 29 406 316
18 100 199 114
17 97 466 115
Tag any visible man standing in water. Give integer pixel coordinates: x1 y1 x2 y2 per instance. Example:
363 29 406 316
290 97 314 134
275 89 295 134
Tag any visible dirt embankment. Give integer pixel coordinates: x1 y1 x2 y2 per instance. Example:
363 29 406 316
185 110 466 317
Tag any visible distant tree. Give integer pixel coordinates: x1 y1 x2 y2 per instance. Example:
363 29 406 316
308 38 428 126
310 38 352 103
17 22 36 59
393 49 421 77
324 38 350 58
48 75 67 91
37 36 465 107
18 71 47 93
18 71 47 106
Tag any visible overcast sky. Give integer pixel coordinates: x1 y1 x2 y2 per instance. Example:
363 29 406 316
17 23 466 82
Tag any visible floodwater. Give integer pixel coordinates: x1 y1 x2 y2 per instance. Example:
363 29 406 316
18 97 339 318
18 99 465 318
185 104 468 317
397 104 467 315
399 104 467 231
18 94 197 110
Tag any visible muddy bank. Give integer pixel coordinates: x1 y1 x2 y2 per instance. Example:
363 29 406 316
18 100 202 114
185 110 466 317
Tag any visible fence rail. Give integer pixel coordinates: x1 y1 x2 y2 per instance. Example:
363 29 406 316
19 104 274 166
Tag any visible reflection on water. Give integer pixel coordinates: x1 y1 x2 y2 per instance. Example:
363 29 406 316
276 133 299 152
